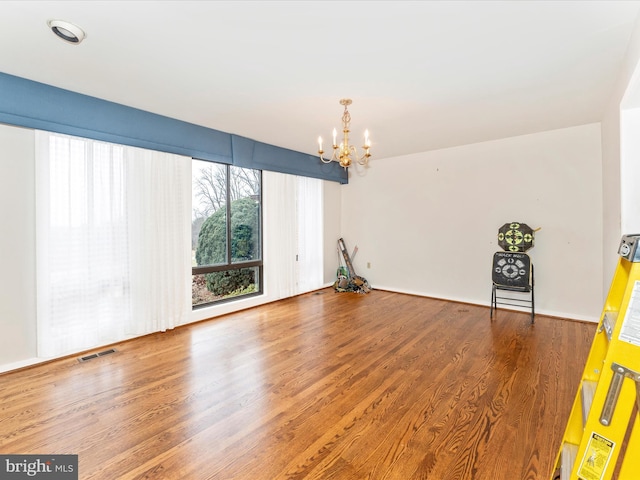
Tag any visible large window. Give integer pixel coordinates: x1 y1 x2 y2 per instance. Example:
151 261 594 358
191 160 262 307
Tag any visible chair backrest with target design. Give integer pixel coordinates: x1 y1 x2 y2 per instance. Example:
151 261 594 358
491 251 532 290
491 251 534 323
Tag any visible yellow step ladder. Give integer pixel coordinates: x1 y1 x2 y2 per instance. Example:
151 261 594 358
551 234 640 480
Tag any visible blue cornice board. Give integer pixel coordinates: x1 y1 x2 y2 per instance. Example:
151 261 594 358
0 71 347 184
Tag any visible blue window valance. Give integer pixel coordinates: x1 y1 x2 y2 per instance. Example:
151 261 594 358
231 134 347 183
0 71 347 184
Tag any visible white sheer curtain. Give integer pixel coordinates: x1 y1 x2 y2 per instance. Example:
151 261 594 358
296 176 323 293
263 171 298 300
126 146 192 335
263 171 323 300
35 131 191 358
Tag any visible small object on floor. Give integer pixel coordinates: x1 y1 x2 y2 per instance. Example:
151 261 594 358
335 238 371 294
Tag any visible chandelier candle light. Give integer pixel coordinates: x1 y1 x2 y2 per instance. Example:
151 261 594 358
318 99 371 169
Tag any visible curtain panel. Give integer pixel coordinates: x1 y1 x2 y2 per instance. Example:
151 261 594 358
262 172 323 300
35 131 191 358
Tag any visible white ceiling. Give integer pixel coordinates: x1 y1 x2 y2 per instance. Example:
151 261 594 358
1 1 640 161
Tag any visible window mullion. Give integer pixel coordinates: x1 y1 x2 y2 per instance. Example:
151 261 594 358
226 164 232 265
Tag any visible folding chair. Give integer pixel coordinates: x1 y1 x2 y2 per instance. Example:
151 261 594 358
490 251 534 323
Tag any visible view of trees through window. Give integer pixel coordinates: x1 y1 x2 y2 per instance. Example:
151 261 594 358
192 160 262 307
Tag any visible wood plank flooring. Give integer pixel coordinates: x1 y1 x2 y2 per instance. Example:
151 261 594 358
0 289 596 479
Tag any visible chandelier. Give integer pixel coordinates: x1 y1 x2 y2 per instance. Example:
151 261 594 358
318 98 371 169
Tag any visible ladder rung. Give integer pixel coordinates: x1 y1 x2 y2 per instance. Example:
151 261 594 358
581 380 597 426
560 442 579 480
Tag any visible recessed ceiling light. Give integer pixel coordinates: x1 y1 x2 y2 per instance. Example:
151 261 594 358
47 20 86 44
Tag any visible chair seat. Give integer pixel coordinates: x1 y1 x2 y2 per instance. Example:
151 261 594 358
492 283 531 293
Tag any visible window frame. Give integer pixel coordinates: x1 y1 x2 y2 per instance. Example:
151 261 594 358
191 162 263 308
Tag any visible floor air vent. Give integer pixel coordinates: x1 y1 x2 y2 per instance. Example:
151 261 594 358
78 348 117 363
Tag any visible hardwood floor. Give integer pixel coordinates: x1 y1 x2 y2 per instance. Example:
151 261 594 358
0 289 595 480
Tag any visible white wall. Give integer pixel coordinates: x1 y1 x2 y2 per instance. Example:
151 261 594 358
602 14 640 295
0 124 37 368
340 124 603 321
620 108 640 234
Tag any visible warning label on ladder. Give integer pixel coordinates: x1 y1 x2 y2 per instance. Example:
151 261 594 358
619 280 640 346
577 432 615 480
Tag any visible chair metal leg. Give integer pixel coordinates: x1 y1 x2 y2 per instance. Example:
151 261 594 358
491 284 534 323
490 285 495 319
530 284 535 324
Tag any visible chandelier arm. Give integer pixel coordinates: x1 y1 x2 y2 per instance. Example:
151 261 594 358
319 152 333 164
319 146 342 164
344 143 369 167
